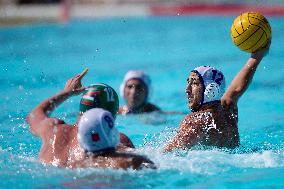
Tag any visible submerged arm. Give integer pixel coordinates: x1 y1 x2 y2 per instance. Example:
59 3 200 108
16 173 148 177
119 132 135 148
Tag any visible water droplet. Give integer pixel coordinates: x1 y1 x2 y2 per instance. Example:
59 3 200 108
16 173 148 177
18 85 24 91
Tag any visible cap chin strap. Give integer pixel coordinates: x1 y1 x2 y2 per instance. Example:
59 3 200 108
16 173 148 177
204 82 221 104
191 70 205 104
191 106 200 113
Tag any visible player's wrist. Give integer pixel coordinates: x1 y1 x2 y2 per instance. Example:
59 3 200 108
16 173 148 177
250 53 263 61
61 89 76 97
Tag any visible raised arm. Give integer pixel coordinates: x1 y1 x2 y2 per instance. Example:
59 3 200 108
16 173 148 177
221 43 270 107
26 68 88 137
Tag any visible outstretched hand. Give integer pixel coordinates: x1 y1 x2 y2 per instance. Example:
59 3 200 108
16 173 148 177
251 39 271 60
64 68 88 95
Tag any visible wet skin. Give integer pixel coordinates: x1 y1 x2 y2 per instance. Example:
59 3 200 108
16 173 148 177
164 72 239 151
26 69 152 169
164 44 270 152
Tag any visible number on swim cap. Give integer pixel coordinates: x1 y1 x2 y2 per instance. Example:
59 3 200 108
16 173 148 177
104 115 114 129
79 83 119 118
211 70 224 86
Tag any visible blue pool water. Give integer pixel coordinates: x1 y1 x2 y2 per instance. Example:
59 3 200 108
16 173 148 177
0 16 284 188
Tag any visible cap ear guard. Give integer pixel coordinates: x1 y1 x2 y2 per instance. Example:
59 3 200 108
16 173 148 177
204 82 221 103
100 114 119 147
192 66 226 105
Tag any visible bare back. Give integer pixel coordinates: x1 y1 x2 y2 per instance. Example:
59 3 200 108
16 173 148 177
37 119 83 167
39 123 149 170
37 119 135 167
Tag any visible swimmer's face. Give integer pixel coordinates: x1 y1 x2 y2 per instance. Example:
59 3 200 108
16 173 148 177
185 72 203 110
124 79 148 109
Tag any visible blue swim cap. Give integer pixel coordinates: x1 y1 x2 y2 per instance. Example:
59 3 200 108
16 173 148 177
192 66 226 105
77 108 119 154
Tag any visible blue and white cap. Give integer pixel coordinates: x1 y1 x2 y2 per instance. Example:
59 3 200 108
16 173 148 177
120 70 151 99
77 108 119 153
192 66 226 105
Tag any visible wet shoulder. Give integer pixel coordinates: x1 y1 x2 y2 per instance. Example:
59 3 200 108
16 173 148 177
39 121 76 166
42 119 75 145
181 111 214 127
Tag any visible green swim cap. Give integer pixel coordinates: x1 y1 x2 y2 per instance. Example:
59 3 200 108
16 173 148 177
79 84 119 117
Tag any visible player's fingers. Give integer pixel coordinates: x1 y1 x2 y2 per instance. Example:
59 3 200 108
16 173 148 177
78 68 88 79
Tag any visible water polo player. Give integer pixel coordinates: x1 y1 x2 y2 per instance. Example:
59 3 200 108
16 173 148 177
164 42 270 151
69 108 155 169
80 83 134 148
118 70 160 114
26 69 133 167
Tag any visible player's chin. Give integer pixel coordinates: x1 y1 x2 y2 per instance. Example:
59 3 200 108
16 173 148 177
187 101 193 109
187 96 193 104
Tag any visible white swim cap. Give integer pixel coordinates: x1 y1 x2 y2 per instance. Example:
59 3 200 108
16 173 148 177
77 108 119 153
192 66 225 105
120 70 151 98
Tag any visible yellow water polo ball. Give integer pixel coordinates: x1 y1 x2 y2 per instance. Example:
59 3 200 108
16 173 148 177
231 12 271 53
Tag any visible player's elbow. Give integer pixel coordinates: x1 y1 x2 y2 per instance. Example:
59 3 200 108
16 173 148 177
221 95 237 107
233 85 245 95
231 86 245 102
232 79 251 98
26 110 38 125
26 112 33 125
26 112 38 136
222 88 242 107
